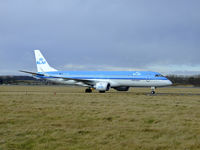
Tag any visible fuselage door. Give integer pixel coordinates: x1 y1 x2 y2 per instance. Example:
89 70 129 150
146 74 150 82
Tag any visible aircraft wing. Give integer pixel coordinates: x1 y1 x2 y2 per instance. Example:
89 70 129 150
19 70 95 86
50 76 95 86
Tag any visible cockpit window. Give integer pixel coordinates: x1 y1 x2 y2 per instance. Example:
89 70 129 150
155 74 164 77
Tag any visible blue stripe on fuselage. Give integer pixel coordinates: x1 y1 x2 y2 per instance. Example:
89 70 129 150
36 71 168 80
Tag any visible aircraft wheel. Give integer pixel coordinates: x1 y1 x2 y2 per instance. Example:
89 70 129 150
151 87 156 94
99 91 106 93
85 88 92 93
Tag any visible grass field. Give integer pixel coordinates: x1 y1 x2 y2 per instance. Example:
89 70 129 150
0 86 200 150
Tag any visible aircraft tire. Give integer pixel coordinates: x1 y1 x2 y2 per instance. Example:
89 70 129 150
85 88 92 93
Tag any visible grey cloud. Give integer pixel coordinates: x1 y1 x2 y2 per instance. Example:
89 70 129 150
0 0 200 75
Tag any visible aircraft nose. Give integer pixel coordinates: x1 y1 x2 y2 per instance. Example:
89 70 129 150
167 80 173 86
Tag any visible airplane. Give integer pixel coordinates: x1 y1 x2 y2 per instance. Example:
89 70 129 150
20 50 172 94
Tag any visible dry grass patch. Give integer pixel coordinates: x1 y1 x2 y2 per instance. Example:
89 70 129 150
0 86 200 150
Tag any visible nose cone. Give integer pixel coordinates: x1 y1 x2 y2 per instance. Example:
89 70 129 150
167 80 173 86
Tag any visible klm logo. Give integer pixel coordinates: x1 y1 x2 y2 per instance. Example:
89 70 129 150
36 58 46 64
133 72 141 76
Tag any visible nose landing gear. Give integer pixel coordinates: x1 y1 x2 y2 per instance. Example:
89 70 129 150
151 87 156 94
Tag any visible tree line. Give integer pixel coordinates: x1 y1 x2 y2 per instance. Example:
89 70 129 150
0 75 200 86
0 76 48 85
166 75 200 86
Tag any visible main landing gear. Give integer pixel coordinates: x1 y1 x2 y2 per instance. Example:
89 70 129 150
151 87 156 94
99 91 105 93
85 88 92 93
85 88 106 93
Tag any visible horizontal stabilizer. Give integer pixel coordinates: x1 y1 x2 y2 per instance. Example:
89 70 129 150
19 70 44 76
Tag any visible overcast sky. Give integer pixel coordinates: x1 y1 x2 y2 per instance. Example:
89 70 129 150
0 0 200 75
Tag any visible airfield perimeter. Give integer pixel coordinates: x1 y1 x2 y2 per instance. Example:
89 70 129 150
0 86 200 150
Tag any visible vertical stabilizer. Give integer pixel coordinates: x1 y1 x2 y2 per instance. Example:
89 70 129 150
34 50 57 72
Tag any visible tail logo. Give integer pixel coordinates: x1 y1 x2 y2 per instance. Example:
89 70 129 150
36 58 46 64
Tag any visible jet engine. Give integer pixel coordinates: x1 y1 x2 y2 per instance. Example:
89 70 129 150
114 86 129 91
95 82 110 92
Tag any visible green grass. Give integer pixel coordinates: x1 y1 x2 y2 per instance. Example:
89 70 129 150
0 86 200 150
